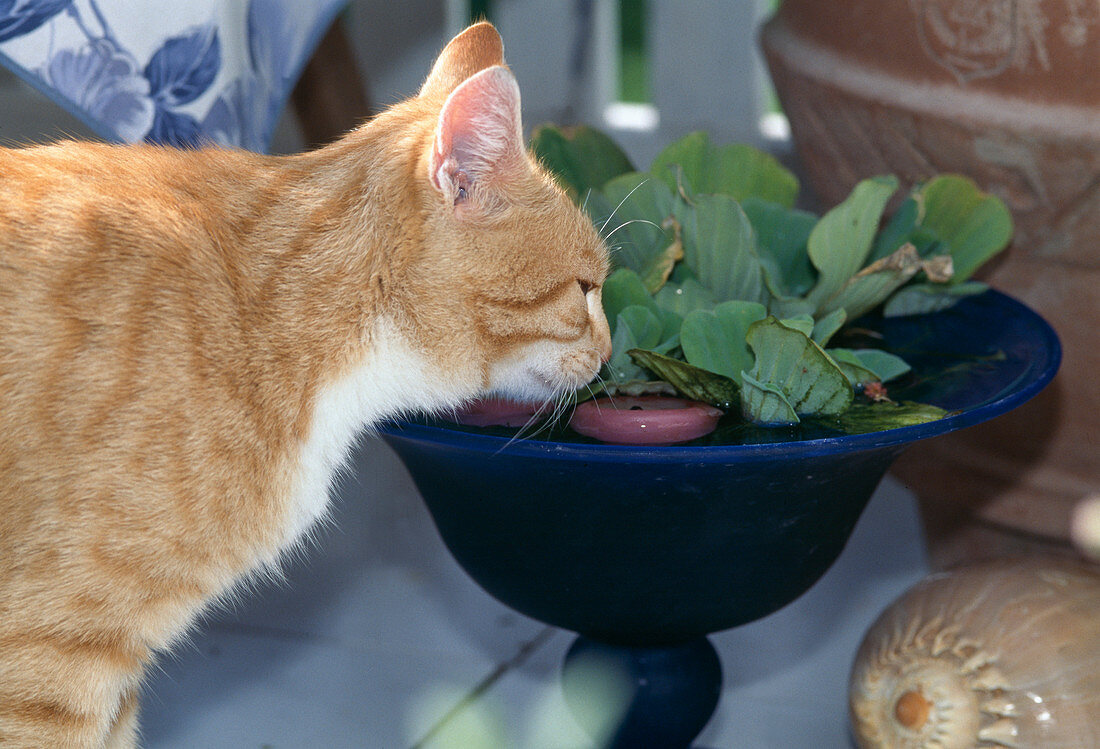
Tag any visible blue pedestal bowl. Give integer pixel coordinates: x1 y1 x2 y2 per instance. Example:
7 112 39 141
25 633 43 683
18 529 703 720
380 291 1060 748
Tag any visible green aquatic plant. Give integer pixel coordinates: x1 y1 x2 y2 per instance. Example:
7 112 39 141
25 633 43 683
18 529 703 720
530 125 1013 428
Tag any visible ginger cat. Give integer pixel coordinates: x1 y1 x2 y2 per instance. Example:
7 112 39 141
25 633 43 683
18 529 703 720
0 22 611 747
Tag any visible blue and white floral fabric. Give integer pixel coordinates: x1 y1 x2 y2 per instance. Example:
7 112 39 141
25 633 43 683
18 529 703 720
0 0 347 151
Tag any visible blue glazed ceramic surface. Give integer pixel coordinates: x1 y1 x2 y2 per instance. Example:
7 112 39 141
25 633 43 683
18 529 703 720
380 291 1059 644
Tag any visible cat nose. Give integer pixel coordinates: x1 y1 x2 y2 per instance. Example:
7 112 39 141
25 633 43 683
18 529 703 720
585 288 612 364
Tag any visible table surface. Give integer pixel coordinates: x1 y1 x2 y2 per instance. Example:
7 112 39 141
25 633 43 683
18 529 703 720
139 433 930 749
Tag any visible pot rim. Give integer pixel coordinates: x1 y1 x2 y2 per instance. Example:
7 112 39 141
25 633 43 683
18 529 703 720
761 19 1100 142
380 290 1061 466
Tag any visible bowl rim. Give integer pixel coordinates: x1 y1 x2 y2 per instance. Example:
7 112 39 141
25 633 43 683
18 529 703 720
379 290 1061 464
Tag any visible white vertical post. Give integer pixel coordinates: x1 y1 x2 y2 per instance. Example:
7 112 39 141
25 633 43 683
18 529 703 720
491 0 616 131
649 0 763 146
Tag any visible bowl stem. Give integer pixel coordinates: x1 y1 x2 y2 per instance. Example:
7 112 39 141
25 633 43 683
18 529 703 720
562 636 722 748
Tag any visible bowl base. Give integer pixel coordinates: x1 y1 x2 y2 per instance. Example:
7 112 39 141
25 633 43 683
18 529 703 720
562 636 721 748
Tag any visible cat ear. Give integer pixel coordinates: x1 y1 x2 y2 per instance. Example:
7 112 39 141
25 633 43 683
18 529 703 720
419 22 505 101
429 65 525 212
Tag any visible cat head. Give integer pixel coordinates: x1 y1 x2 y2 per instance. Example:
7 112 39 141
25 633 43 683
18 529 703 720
403 24 612 405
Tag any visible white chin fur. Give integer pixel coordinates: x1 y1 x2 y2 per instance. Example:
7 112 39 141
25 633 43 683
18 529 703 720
487 340 600 404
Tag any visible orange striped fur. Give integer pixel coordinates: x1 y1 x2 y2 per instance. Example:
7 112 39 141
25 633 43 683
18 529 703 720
0 23 610 747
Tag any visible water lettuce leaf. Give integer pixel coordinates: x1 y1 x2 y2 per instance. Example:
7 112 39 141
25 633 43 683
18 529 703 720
827 348 911 387
743 317 853 423
805 176 899 314
530 124 634 201
870 192 923 262
607 305 666 383
599 174 678 282
603 268 657 328
650 131 799 207
868 175 1011 285
742 197 818 299
817 242 923 321
847 349 912 383
741 371 799 426
777 314 815 338
920 175 1012 282
811 308 847 347
676 194 768 305
641 216 684 293
680 301 768 385
628 349 740 410
654 278 717 317
883 281 989 318
826 350 879 389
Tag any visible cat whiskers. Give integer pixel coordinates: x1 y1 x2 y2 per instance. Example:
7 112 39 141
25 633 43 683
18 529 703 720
597 352 629 394
536 352 609 431
583 361 612 400
597 178 665 263
496 363 604 452
507 401 554 444
494 393 559 453
602 217 662 243
598 177 652 235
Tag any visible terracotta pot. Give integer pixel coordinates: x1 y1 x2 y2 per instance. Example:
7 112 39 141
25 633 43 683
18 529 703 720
761 0 1099 567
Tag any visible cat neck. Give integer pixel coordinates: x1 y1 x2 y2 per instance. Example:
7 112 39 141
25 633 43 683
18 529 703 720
234 106 450 410
254 109 483 544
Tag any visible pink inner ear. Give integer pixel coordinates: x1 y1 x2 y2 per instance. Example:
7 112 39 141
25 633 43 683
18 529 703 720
430 66 524 197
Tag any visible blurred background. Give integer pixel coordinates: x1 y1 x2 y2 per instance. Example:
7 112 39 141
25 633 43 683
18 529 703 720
0 0 787 165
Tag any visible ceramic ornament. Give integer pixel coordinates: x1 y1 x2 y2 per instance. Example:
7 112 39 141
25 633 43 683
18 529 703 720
1072 495 1100 559
849 558 1100 748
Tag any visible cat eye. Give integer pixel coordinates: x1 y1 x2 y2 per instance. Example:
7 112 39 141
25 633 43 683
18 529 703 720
578 280 594 295
455 171 471 205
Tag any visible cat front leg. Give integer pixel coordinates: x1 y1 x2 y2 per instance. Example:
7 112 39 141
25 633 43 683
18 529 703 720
0 639 146 749
103 677 143 749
